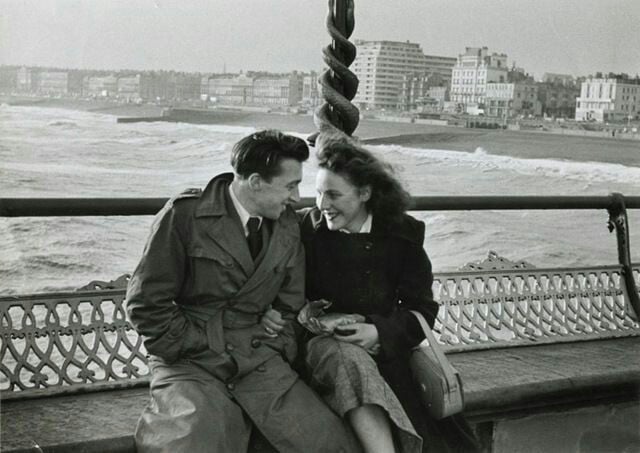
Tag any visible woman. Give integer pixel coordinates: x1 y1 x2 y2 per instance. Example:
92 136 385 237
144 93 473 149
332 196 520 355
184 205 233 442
263 132 478 453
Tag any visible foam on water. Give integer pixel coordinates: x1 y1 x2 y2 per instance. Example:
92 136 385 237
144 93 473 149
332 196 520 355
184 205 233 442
372 144 640 186
1 105 639 294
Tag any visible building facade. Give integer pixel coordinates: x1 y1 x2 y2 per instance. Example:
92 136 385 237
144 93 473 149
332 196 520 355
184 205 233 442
450 47 508 111
485 81 541 118
206 74 254 105
538 82 580 118
575 77 640 122
204 73 302 107
16 67 39 92
84 75 118 97
399 72 448 112
542 73 576 86
116 75 141 101
302 72 320 108
36 71 69 95
252 73 302 106
352 40 455 110
0 66 18 93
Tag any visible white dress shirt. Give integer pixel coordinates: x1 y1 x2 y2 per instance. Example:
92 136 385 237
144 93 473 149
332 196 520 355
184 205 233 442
229 185 262 236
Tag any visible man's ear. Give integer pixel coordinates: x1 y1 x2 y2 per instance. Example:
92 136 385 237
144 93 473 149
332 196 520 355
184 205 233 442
359 185 372 203
248 173 262 191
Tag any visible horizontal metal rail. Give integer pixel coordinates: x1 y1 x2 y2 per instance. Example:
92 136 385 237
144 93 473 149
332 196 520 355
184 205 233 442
2 195 640 217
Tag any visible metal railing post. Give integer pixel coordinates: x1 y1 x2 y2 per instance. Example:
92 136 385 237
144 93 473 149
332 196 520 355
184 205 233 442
608 192 640 316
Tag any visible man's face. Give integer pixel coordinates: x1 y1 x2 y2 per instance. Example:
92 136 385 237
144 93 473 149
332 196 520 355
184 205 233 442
253 158 303 219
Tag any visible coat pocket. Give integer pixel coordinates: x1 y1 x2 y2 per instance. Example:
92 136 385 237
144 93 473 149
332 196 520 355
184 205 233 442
185 245 241 297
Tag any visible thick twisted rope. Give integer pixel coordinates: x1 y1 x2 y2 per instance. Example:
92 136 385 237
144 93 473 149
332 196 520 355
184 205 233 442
313 0 360 138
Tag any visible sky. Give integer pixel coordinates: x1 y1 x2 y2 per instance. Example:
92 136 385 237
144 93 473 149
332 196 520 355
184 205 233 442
1 0 639 79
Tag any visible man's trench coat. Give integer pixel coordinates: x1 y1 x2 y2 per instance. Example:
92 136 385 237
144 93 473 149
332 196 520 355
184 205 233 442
126 172 320 448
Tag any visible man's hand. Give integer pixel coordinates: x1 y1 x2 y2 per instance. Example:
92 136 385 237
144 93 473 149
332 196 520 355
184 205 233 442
334 322 380 355
260 307 286 338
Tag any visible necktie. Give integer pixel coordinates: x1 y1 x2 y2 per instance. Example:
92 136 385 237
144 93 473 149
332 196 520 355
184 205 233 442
246 217 262 260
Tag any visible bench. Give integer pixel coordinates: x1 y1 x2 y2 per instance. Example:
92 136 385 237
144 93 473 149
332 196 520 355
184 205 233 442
2 252 639 452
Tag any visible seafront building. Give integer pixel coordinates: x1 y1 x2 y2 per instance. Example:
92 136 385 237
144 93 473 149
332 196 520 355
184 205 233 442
485 80 540 118
352 40 455 110
206 74 254 105
16 67 39 92
575 76 640 122
302 72 320 108
37 71 69 95
84 75 118 97
204 73 302 107
537 80 580 118
542 73 576 86
450 47 508 113
252 73 303 107
399 72 449 112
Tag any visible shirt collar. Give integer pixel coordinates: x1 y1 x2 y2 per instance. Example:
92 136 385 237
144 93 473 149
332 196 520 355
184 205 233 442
340 213 373 234
228 184 262 235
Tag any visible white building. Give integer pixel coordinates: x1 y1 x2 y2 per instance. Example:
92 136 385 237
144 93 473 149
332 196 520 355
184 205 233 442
352 40 455 110
37 71 69 95
252 73 302 107
206 74 254 105
302 72 320 108
450 47 508 112
575 77 640 122
84 75 118 97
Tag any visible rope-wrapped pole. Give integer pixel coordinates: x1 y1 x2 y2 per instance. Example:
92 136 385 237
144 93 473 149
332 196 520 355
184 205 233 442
312 0 359 140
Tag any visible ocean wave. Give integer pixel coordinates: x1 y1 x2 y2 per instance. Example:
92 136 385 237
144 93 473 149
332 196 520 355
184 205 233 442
2 161 170 176
47 120 78 128
24 255 100 272
373 144 640 185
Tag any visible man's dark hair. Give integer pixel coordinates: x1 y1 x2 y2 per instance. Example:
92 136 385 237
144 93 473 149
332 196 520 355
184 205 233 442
231 129 309 180
316 132 411 222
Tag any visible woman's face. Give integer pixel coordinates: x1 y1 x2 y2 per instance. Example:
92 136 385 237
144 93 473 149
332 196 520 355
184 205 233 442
315 168 371 233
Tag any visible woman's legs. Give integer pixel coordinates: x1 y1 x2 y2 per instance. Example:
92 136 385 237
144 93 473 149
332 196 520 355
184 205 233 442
347 404 397 453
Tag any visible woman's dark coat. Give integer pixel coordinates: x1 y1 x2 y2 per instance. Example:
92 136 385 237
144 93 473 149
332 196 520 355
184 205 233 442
300 207 478 453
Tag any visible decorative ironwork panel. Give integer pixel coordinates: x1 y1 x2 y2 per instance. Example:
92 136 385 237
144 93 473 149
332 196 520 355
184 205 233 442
2 262 640 398
0 290 148 399
433 265 640 352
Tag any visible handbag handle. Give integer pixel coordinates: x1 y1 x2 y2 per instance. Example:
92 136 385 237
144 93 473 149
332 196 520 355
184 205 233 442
409 310 460 392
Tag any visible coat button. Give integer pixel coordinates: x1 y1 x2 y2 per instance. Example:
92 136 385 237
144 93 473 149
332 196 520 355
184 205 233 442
256 364 266 372
251 338 262 348
364 242 373 250
225 343 234 352
365 269 372 276
226 382 235 391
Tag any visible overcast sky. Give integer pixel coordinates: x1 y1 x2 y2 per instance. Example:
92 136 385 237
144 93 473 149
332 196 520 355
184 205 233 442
1 0 638 78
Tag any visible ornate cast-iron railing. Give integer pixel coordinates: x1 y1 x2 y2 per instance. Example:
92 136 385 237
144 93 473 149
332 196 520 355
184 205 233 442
2 195 640 399
2 260 639 400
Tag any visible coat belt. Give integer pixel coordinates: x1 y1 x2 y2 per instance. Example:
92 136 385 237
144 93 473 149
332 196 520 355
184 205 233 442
180 303 263 354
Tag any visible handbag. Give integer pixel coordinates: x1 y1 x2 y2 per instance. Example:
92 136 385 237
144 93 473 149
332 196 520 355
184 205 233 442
409 310 464 419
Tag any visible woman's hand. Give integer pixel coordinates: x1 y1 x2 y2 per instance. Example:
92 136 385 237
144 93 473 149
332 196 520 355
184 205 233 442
260 307 286 338
333 322 380 355
313 312 365 334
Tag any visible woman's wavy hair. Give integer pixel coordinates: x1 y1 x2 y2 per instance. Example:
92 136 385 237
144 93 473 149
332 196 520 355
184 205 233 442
315 132 411 222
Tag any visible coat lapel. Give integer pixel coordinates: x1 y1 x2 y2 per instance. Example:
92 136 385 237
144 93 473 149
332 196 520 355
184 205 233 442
203 215 255 276
236 210 298 297
194 174 255 276
193 174 299 295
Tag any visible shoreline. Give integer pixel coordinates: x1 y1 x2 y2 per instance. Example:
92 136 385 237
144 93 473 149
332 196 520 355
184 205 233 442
4 95 640 167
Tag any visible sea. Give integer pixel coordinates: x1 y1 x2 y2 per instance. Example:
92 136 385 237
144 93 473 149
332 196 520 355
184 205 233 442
1 105 640 296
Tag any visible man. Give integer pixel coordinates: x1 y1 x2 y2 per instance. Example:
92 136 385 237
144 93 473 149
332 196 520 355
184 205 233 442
126 130 359 452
